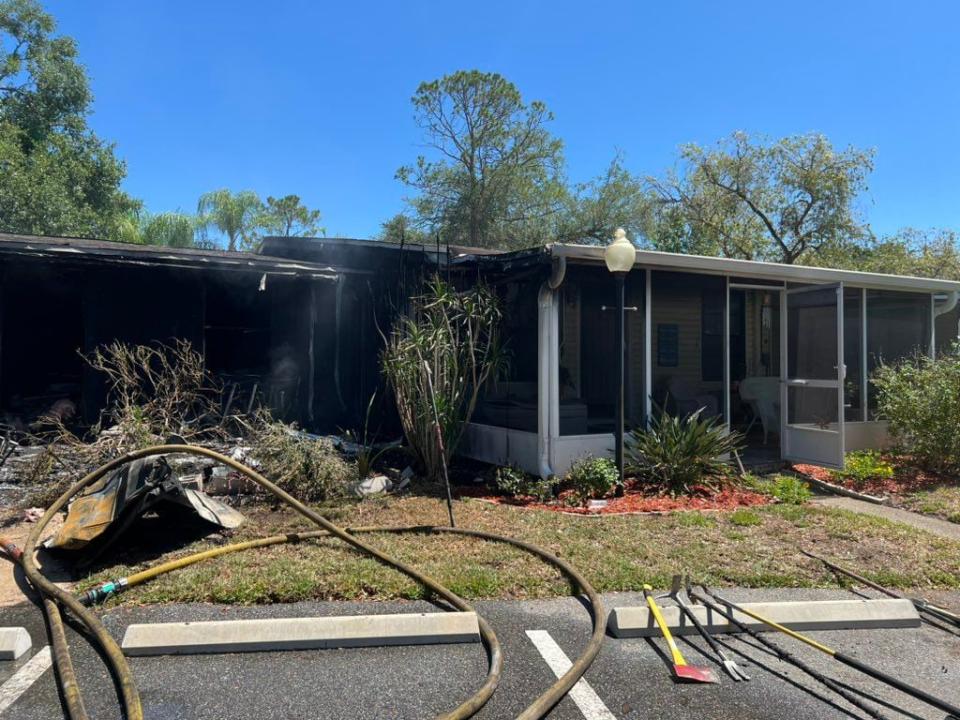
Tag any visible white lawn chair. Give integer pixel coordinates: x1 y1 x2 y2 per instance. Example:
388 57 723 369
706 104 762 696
739 377 780 444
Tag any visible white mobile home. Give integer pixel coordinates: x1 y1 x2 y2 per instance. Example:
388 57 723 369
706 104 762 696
458 244 960 476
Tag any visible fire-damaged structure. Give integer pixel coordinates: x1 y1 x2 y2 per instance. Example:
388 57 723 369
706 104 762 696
0 233 432 433
5 232 958 477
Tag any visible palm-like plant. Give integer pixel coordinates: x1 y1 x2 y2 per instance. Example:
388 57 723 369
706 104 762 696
115 210 196 247
381 277 505 481
141 212 196 247
196 189 263 251
626 407 743 496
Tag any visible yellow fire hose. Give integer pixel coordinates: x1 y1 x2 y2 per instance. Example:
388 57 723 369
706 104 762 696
16 445 605 720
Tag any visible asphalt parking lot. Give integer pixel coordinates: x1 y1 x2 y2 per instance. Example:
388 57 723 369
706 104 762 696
1 588 959 719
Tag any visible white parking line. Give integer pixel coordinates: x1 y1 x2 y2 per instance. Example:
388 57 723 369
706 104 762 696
0 645 51 716
526 630 617 720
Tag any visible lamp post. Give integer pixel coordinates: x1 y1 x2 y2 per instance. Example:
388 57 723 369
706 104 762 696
604 228 636 494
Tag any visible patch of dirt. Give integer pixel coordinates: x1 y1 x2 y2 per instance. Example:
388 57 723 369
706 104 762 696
0 510 72 607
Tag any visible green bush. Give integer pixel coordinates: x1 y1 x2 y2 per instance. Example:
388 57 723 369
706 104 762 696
626 408 743 496
493 465 556 502
872 348 960 472
767 475 813 504
565 456 619 504
832 450 894 486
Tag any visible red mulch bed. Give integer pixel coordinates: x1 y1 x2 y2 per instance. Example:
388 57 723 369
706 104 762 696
793 459 955 497
456 482 770 516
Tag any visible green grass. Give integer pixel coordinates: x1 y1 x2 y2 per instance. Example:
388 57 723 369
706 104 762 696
79 495 960 605
729 509 763 527
900 485 960 524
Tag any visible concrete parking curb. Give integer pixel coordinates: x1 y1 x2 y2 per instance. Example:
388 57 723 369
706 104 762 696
608 598 919 638
0 628 31 660
122 611 481 656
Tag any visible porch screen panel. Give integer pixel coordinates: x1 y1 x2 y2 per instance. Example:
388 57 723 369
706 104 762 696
556 266 645 436
935 306 959 355
866 290 931 418
786 287 838 380
843 288 863 421
473 279 540 432
651 271 725 421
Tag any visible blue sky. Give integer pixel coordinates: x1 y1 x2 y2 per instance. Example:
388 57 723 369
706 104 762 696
45 0 960 240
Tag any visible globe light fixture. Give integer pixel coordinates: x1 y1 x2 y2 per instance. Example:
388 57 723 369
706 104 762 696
604 227 636 274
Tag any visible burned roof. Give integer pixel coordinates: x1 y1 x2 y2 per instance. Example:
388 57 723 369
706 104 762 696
0 232 350 277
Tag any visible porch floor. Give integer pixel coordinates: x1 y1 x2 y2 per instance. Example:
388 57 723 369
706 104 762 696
738 445 785 473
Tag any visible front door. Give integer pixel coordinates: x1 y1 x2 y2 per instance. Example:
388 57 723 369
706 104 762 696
782 284 845 468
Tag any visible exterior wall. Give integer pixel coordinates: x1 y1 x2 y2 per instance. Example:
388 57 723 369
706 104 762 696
461 423 615 477
552 434 615 476
844 421 891 452
651 281 703 396
460 423 541 474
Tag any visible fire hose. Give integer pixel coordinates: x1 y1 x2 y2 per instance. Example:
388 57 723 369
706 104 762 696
11 445 606 720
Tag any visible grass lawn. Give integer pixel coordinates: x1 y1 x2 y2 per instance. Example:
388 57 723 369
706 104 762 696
899 485 960 524
79 494 960 605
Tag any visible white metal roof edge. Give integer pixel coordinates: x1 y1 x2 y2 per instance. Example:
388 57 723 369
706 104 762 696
548 243 960 293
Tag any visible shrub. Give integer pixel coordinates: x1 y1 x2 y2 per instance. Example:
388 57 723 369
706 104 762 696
872 347 960 472
25 340 227 495
248 413 354 502
626 409 743 496
832 450 894 486
767 475 813 505
566 456 619 504
381 278 504 482
493 465 556 502
86 339 223 443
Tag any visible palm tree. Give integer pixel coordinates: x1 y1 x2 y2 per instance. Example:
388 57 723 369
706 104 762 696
141 212 196 248
115 210 197 247
196 189 263 252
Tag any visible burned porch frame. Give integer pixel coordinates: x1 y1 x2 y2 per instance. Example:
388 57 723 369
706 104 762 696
0 234 380 432
460 244 960 477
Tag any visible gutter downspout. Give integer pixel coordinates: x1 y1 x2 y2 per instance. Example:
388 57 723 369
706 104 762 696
934 290 959 317
537 256 566 479
933 291 959 355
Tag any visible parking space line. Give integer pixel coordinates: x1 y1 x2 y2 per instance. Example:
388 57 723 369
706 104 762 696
526 630 617 720
0 645 51 716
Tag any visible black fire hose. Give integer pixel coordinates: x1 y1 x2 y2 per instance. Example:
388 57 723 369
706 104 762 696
689 586 893 720
802 549 960 629
18 445 605 720
707 587 960 720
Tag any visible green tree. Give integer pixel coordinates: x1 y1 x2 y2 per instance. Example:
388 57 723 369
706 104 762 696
555 153 651 244
258 194 324 237
196 189 263 252
377 212 427 244
0 0 137 237
397 70 566 249
647 132 874 263
813 227 960 280
116 210 196 248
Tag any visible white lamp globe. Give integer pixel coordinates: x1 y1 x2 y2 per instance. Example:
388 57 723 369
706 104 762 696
604 227 636 274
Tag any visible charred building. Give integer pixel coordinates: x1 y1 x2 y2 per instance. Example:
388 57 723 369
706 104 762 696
0 233 432 433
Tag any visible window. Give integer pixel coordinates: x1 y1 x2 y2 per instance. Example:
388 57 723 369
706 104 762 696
657 324 679 367
701 291 723 381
